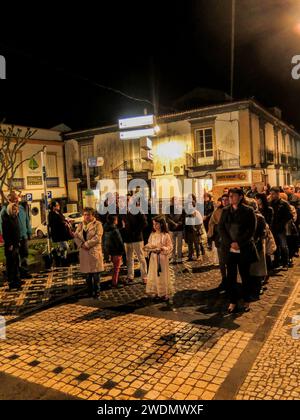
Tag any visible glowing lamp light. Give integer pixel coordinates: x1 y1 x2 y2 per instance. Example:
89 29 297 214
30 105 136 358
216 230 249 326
293 22 300 35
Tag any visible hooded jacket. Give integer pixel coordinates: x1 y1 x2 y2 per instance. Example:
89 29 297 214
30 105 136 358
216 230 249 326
103 223 125 256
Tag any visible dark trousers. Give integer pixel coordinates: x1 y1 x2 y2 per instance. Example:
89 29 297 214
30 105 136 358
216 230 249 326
287 235 299 261
186 232 200 258
217 247 228 285
19 238 29 274
273 232 289 267
86 272 100 297
5 246 21 287
227 252 251 304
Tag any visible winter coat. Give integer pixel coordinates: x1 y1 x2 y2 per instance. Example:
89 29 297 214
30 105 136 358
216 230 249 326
0 204 31 239
1 211 20 248
48 210 73 242
270 199 292 234
259 206 274 227
250 212 267 277
122 212 148 243
74 219 104 273
166 206 185 232
207 207 224 247
219 203 258 264
103 223 125 256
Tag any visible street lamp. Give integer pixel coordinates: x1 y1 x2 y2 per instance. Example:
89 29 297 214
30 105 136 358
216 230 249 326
230 0 236 100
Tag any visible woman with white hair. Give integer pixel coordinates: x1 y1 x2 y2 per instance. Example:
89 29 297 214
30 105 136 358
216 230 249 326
2 203 21 290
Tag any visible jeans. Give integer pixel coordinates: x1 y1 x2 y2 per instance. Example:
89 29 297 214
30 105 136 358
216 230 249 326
273 232 289 267
111 255 122 285
227 252 251 304
86 272 100 297
125 241 147 280
170 231 183 261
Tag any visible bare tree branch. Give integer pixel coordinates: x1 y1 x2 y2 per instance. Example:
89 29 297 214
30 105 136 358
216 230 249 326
0 125 37 201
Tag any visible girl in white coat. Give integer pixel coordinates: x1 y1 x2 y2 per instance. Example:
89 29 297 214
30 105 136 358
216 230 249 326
144 216 173 301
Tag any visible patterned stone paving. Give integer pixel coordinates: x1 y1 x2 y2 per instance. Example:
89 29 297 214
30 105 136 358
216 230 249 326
0 263 138 319
0 253 299 400
0 266 86 318
0 304 252 400
236 266 300 400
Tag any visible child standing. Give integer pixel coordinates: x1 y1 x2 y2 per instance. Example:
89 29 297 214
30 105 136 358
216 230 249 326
144 216 173 301
104 214 125 288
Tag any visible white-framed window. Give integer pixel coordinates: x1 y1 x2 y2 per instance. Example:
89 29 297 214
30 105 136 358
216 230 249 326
194 128 214 158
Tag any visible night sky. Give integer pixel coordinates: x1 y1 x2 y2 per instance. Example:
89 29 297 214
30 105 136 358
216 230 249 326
1 0 300 131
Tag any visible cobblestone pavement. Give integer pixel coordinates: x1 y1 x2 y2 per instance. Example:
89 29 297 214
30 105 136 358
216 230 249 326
0 262 138 320
236 264 300 400
0 256 299 400
0 266 86 319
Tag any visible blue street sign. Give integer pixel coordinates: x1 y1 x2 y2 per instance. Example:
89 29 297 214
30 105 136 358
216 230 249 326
47 191 52 200
26 193 33 202
88 157 97 167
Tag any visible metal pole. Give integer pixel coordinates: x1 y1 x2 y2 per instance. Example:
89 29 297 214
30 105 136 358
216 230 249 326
41 146 51 255
86 159 91 190
230 0 236 100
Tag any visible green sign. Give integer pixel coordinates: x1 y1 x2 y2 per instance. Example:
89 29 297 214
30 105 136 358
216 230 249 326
29 157 39 170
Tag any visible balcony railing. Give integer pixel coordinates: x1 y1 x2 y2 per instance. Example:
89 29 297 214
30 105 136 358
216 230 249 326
112 159 153 175
281 153 288 165
288 156 299 169
260 149 274 166
186 149 239 169
72 164 98 179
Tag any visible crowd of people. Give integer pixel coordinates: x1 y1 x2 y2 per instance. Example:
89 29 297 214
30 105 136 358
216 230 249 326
0 183 299 313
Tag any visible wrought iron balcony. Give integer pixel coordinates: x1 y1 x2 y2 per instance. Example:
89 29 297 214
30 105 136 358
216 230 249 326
186 149 239 170
280 153 288 165
260 149 274 167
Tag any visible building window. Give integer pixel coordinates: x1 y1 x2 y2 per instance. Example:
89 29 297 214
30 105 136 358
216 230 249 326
46 153 58 177
80 144 94 175
194 128 214 158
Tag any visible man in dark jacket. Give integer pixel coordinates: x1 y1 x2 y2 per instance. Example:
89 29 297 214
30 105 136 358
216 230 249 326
219 188 257 313
2 203 22 290
246 184 258 199
269 187 293 270
123 196 148 282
